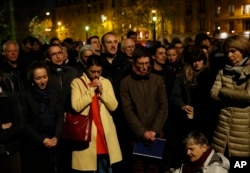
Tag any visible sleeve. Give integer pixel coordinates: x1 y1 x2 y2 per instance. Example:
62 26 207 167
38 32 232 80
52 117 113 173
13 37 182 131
210 70 223 102
170 76 187 109
71 78 95 113
99 78 118 112
151 77 168 134
120 77 146 137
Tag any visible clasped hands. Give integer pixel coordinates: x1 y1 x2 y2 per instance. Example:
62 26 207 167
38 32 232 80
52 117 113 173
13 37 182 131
43 137 58 148
89 78 103 94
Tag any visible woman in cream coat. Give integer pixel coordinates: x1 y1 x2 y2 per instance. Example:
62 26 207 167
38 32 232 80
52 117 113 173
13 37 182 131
211 35 250 159
70 55 122 172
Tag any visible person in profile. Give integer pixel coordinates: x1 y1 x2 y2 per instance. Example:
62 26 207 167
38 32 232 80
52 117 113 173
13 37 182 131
173 131 229 173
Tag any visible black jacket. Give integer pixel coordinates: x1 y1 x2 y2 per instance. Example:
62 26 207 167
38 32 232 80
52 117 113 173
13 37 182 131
0 91 23 155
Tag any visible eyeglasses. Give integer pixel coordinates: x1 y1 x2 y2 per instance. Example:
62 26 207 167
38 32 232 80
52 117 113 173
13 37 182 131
50 51 63 57
135 62 150 67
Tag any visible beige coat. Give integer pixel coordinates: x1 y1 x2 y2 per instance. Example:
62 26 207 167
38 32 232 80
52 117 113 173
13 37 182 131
71 74 122 171
211 65 250 157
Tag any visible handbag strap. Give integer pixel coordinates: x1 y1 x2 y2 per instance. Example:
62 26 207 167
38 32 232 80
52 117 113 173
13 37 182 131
78 77 88 89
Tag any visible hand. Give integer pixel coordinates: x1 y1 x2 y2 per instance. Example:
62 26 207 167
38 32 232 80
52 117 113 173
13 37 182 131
1 122 12 129
43 138 53 148
182 105 194 119
143 131 155 141
91 79 103 94
50 137 58 147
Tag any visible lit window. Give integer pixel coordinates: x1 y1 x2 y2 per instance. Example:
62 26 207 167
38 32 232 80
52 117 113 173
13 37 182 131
229 5 235 16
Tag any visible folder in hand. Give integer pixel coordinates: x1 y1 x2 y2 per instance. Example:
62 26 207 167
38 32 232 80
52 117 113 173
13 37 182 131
133 138 166 159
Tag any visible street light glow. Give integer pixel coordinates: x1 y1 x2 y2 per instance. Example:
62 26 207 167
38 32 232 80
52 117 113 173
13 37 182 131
85 26 89 31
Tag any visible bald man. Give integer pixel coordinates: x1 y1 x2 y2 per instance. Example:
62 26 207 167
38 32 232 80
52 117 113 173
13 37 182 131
121 38 135 61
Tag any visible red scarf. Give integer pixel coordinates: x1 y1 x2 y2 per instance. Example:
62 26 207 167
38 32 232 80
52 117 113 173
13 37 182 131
182 148 212 173
90 93 108 154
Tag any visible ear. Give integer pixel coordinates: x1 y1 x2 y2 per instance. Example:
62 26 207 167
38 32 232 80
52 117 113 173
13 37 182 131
201 144 208 152
152 55 155 60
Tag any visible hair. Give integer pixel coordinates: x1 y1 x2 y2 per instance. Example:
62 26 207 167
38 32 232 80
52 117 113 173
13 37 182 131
27 61 49 85
223 35 250 57
194 33 210 46
2 40 19 54
49 37 61 45
78 44 95 61
183 131 209 146
151 44 166 55
44 43 62 59
101 32 116 44
87 36 100 44
132 46 151 62
183 47 209 83
85 54 103 69
22 36 35 45
127 31 137 38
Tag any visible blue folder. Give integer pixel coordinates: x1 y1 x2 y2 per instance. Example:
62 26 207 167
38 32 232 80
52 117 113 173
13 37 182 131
133 138 166 159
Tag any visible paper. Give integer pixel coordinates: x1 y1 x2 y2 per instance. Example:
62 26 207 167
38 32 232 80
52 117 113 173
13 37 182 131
133 138 166 159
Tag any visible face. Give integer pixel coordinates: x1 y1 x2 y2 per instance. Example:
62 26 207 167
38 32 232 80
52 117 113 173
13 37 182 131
134 56 151 76
4 43 19 63
33 68 48 90
33 42 40 51
23 42 33 53
90 38 101 52
201 39 211 48
122 39 135 57
82 50 93 63
174 43 184 56
87 65 102 80
192 59 204 71
62 47 68 61
153 47 167 65
103 34 118 55
167 48 178 63
129 35 138 44
186 139 208 162
227 48 244 65
48 45 64 66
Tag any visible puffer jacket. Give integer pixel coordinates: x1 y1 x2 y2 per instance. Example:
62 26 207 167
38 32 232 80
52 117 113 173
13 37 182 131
210 57 250 157
174 149 230 173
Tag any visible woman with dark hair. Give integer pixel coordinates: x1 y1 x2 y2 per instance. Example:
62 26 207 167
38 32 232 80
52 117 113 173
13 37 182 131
0 74 23 173
20 61 64 173
173 131 229 173
71 54 122 172
167 47 215 170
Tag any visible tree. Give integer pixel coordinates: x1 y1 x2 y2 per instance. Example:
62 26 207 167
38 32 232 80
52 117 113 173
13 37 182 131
29 16 53 43
0 9 10 43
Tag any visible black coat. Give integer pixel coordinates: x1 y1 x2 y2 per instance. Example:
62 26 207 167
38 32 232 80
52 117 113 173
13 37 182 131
0 91 23 155
19 87 64 144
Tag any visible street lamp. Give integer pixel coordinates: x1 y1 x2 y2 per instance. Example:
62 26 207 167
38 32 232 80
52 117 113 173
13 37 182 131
85 26 89 40
152 10 157 43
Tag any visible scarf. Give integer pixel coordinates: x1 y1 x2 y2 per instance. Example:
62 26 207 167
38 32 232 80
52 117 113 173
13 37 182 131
31 86 54 136
182 147 212 173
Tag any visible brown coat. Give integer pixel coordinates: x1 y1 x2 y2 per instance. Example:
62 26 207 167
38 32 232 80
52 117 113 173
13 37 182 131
211 63 250 157
71 74 122 170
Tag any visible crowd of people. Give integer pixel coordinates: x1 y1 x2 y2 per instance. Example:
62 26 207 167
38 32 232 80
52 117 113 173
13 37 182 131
1 30 250 173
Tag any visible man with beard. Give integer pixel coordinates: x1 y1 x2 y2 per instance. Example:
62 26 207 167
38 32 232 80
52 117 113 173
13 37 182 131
100 32 131 173
120 46 168 173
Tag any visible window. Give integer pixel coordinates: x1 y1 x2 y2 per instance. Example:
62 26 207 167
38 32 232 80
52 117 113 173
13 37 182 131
185 19 192 32
199 0 206 12
216 6 221 17
229 5 235 16
243 20 250 30
229 21 234 31
243 4 250 14
185 0 192 15
199 18 205 31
